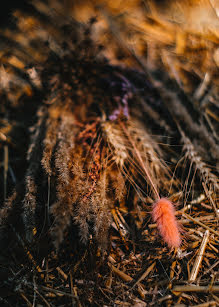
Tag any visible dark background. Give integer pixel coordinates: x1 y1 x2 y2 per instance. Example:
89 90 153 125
0 0 29 25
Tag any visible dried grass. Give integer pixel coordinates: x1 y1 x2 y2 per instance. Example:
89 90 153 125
0 1 218 306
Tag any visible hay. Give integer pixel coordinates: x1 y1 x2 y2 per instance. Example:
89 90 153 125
0 1 218 306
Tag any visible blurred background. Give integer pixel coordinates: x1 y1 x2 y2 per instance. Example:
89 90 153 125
0 0 29 25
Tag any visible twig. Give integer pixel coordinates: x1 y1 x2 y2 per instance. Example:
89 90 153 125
191 301 219 307
202 183 219 218
158 295 172 304
19 291 32 307
189 230 210 282
203 260 219 276
172 285 219 293
129 262 156 291
108 262 132 282
211 294 219 304
34 288 51 307
69 270 82 307
182 213 219 237
108 262 146 298
56 267 68 281
194 72 211 100
4 145 8 201
40 286 77 298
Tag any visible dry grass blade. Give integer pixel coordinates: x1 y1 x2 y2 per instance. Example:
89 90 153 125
202 183 219 218
108 262 146 299
0 1 219 306
3 145 8 201
129 262 156 290
108 262 133 282
186 301 218 307
172 285 219 293
189 230 210 282
182 212 219 237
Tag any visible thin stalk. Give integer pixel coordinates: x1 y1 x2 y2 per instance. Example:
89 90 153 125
119 121 160 199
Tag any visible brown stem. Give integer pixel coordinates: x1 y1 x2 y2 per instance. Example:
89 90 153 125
119 120 160 200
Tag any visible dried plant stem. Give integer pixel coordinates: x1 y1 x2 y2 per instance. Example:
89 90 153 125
56 267 68 281
38 286 77 298
32 289 51 307
172 285 219 293
129 262 156 291
9 224 43 275
20 292 32 307
108 262 145 298
182 212 219 237
108 262 132 282
189 230 209 283
3 145 8 201
192 302 219 307
203 260 219 276
119 121 160 200
202 183 219 219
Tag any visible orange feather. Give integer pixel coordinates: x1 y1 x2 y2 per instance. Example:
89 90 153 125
152 198 181 248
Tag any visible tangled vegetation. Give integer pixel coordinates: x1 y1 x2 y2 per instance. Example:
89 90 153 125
0 1 218 306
